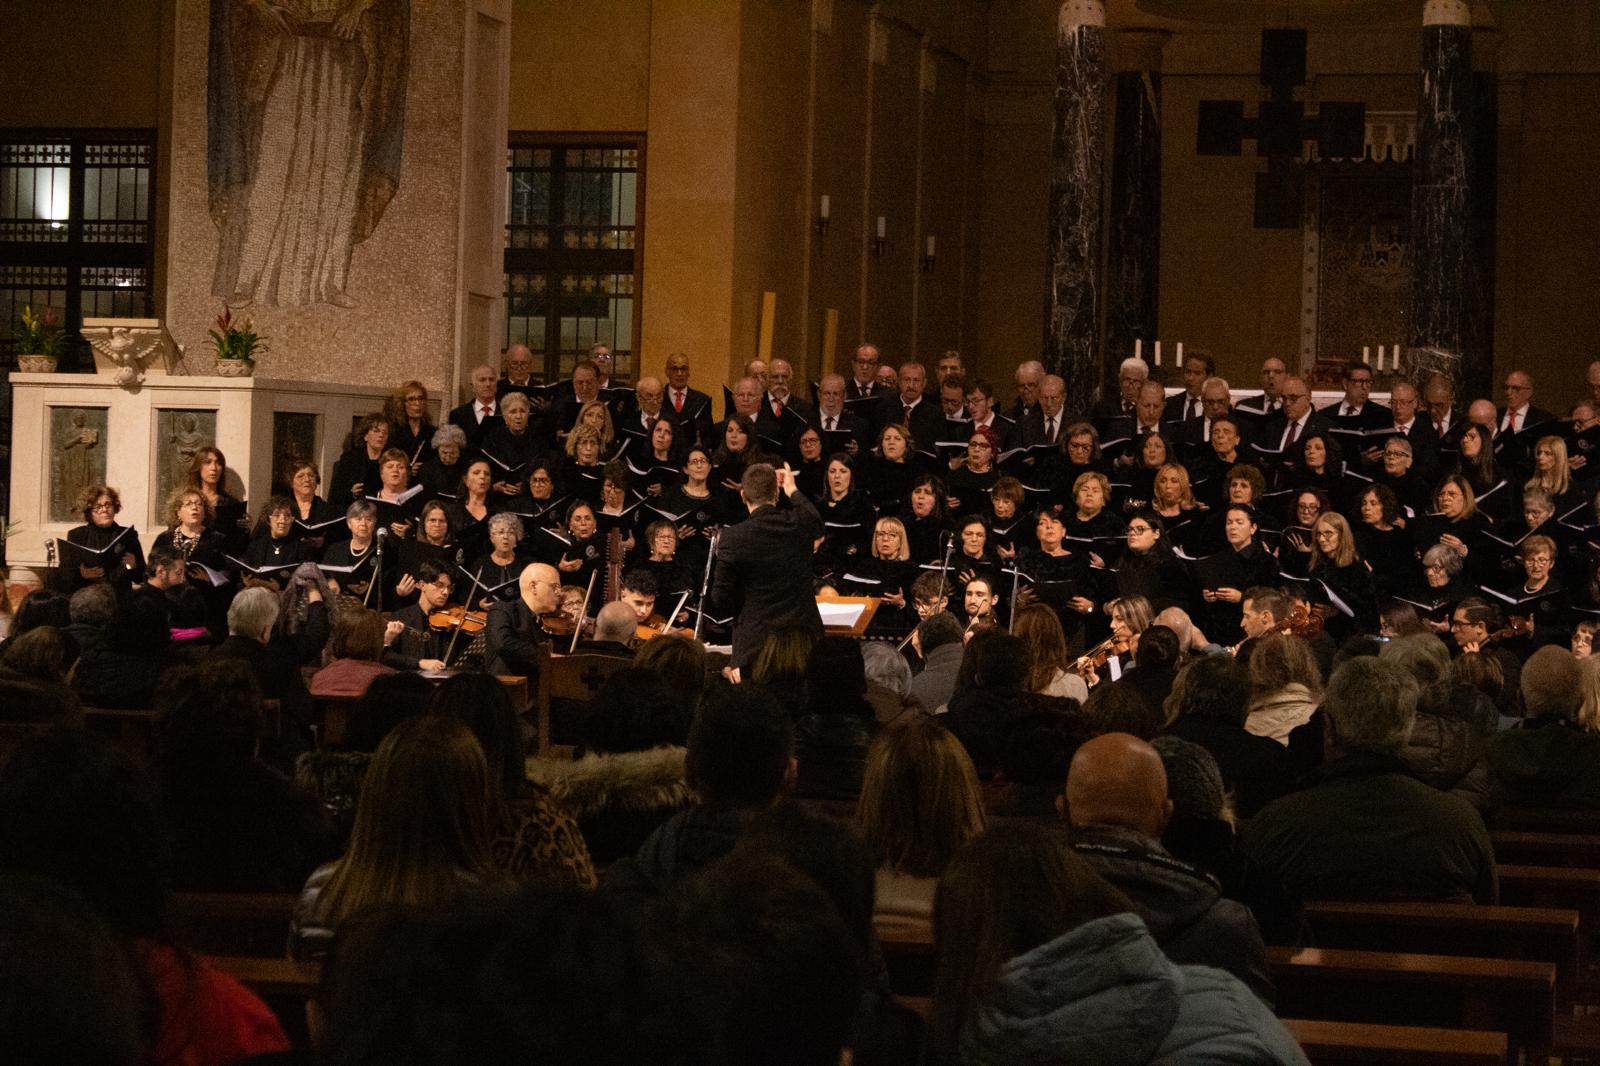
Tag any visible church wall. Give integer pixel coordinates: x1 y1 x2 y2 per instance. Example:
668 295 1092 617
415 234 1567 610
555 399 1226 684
507 0 651 131
0 1 163 128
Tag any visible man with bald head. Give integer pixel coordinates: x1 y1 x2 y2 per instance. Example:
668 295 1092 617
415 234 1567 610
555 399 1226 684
1063 732 1274 1002
497 343 539 403
1233 356 1288 434
847 343 881 400
447 363 503 452
485 562 563 678
1263 375 1330 453
662 351 713 446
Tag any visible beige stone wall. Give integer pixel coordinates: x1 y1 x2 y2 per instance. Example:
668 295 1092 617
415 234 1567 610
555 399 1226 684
158 0 470 397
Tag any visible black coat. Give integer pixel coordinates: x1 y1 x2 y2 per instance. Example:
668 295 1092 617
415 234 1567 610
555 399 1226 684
447 400 504 454
485 596 548 678
663 386 715 447
705 493 824 668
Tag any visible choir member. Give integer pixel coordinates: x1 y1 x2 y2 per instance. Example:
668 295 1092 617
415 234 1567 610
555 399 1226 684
1308 512 1379 640
1115 510 1190 614
464 514 530 610
1014 505 1094 637
152 486 229 572
239 497 314 587
481 392 544 496
984 477 1028 559
816 454 874 569
505 461 566 529
329 416 389 509
446 458 498 562
545 500 603 589
416 425 468 503
561 426 607 506
1196 504 1279 645
285 460 345 547
318 501 382 603
1355 484 1413 599
63 484 144 590
946 428 1000 517
951 516 1003 597
902 476 952 565
369 448 424 539
188 446 250 554
1149 463 1207 553
385 379 437 469
864 423 921 516
1065 472 1126 566
1415 475 1494 584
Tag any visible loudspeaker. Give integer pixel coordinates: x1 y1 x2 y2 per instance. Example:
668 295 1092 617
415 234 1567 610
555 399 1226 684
1197 100 1245 156
1256 100 1305 157
1260 28 1307 88
1317 102 1367 159
1254 170 1302 229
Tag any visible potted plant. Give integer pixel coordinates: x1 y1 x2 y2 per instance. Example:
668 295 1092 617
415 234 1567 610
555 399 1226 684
15 304 63 373
208 306 266 377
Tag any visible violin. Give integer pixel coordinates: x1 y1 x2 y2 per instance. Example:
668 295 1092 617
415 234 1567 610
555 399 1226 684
540 611 578 637
1075 635 1130 679
427 603 487 634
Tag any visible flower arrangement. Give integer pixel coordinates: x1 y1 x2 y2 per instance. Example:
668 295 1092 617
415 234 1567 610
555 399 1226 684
16 304 63 357
207 306 267 363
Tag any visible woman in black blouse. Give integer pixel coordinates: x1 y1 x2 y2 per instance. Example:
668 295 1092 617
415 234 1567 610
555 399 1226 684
187 446 250 554
64 484 144 590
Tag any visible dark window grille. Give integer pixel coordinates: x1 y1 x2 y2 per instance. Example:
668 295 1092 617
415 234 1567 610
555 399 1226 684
504 135 642 382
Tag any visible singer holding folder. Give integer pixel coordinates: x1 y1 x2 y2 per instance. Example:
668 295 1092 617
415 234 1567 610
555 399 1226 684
63 484 145 591
704 462 823 670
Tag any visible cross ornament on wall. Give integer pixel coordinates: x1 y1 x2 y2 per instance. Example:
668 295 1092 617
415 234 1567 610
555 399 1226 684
1195 29 1367 228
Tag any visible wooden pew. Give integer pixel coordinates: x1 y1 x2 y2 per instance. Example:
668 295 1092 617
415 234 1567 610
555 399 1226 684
209 954 319 1048
1283 1018 1508 1066
1489 830 1600 869
1492 807 1600 834
169 892 297 958
1298 900 1579 984
534 646 631 757
877 925 938 997
1267 946 1554 1057
81 706 159 761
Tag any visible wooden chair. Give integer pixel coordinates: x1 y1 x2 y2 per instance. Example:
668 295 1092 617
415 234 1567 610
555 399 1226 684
169 893 297 958
1282 1018 1508 1066
533 645 632 757
1267 945 1555 1058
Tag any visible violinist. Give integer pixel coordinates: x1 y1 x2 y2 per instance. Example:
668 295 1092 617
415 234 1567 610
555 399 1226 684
485 562 563 678
383 561 451 672
617 568 659 628
961 575 1000 635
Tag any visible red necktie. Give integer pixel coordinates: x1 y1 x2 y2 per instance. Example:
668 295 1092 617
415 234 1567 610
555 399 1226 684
772 399 782 418
903 403 913 424
479 404 490 420
673 390 684 413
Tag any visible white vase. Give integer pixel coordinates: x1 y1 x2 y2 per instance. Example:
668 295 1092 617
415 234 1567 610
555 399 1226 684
16 354 57 373
215 358 255 378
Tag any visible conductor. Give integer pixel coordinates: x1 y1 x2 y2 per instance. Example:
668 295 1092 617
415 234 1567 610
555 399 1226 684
706 461 823 669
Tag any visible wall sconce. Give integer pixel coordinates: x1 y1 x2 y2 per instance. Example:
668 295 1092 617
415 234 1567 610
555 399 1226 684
872 216 886 258
816 194 831 237
922 234 936 273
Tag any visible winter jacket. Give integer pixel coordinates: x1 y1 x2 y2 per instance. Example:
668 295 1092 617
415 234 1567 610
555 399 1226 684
1245 684 1319 744
908 641 963 713
959 913 1310 1066
526 746 692 866
1164 715 1298 818
1486 717 1600 810
1402 683 1498 812
1241 751 1497 905
794 712 875 801
601 802 756 896
1072 824 1275 1004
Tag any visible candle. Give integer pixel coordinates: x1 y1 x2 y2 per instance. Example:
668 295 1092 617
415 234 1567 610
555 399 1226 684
1135 338 1142 360
876 216 886 239
1154 341 1162 367
819 194 830 220
1363 346 1370 365
1176 342 1183 363
1395 342 1402 369
925 235 936 258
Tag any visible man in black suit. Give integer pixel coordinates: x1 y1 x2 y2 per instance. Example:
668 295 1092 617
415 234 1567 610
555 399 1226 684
875 362 945 452
663 351 714 447
1105 381 1168 453
1232 356 1288 434
845 343 883 401
547 359 605 442
447 364 504 454
485 562 563 678
1014 373 1068 448
1178 377 1243 456
616 375 667 454
1163 350 1215 425
754 357 813 453
496 344 541 403
814 374 870 455
1319 360 1392 430
1092 357 1150 427
1261 376 1333 455
1498 369 1556 458
1008 359 1045 423
705 463 823 670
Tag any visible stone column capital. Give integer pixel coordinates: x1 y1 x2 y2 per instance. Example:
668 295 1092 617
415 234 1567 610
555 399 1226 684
1423 0 1471 27
1061 0 1106 35
1115 29 1172 73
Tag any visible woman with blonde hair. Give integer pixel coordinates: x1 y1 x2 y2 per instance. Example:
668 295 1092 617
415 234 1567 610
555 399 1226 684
1244 632 1322 744
1528 435 1576 509
290 714 502 960
1011 604 1089 702
1577 655 1600 733
1308 511 1378 638
152 486 227 570
858 713 985 940
383 379 436 468
573 399 617 457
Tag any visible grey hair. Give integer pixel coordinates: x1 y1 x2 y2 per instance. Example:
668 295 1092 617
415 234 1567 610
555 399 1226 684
345 500 377 521
594 601 637 644
487 512 525 541
431 423 467 450
1524 486 1554 513
862 641 912 697
1385 437 1413 457
1119 357 1150 379
1421 543 1464 576
68 582 118 628
227 586 281 638
500 392 531 414
1379 633 1452 715
1325 657 1418 756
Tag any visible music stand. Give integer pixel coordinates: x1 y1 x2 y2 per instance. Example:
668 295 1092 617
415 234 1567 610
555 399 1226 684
815 595 881 638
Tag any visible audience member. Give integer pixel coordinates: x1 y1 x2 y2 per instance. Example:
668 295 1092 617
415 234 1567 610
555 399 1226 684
1162 653 1298 818
908 610 964 712
1242 656 1497 903
1486 645 1600 808
929 822 1308 1066
862 640 917 724
310 605 397 698
1244 632 1323 744
794 636 877 801
1381 633 1497 810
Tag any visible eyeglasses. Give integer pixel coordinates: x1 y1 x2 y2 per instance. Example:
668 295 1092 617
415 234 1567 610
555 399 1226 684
1126 525 1153 535
1449 617 1476 628
91 500 116 512
528 475 553 484
1282 392 1309 401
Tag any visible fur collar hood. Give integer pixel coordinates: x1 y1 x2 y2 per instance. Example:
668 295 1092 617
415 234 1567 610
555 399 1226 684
526 746 691 818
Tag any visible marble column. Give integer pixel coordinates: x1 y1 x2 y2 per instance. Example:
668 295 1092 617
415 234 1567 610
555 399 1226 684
1104 31 1167 391
1407 0 1475 397
1044 0 1107 415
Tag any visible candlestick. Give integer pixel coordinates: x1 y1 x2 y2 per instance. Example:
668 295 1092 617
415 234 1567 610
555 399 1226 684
1363 346 1370 365
1135 338 1142 360
1154 341 1162 367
